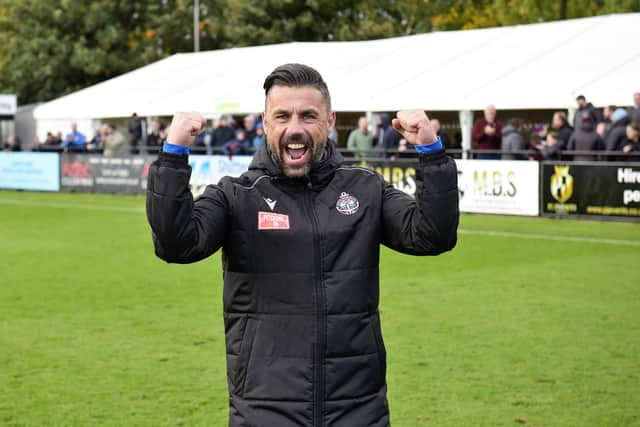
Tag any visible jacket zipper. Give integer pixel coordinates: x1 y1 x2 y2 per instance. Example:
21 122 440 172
305 182 325 427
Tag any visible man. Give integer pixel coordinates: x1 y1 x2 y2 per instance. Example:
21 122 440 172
346 116 373 159
550 111 573 150
430 118 452 148
622 122 640 156
573 95 602 129
128 113 144 154
102 124 128 157
146 63 459 427
567 112 604 161
471 104 502 159
605 108 631 154
210 114 236 149
243 114 257 142
62 122 86 153
500 118 524 160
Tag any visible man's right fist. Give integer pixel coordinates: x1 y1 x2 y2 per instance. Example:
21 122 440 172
166 112 206 146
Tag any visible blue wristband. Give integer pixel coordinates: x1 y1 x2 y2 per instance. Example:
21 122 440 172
414 136 443 153
162 141 190 155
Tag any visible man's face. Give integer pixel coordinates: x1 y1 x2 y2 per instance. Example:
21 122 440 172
484 105 496 122
244 115 255 130
71 122 77 132
262 85 335 178
627 125 639 141
603 106 611 118
577 99 586 109
552 113 563 128
634 92 640 108
358 117 368 131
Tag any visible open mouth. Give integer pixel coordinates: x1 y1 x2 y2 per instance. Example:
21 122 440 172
285 143 309 161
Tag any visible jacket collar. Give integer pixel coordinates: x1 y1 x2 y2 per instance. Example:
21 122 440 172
248 139 343 188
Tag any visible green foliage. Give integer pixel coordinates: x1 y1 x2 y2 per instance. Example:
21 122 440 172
1 190 639 426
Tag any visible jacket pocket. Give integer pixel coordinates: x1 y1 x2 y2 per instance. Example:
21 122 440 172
369 314 387 381
234 316 259 397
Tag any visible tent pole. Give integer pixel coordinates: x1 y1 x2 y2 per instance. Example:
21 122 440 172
459 109 472 159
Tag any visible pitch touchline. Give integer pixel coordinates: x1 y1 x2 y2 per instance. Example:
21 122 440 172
458 229 640 246
1 198 638 246
0 198 145 213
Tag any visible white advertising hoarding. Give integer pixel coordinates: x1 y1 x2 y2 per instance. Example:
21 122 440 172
456 159 539 216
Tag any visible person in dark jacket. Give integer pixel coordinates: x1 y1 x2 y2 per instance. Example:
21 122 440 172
210 115 236 149
500 118 524 160
146 63 459 427
605 108 631 158
567 112 604 161
550 111 573 150
573 95 602 129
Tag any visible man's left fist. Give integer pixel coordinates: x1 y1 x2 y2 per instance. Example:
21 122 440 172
392 110 437 146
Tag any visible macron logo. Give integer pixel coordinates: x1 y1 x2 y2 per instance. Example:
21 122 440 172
263 197 277 211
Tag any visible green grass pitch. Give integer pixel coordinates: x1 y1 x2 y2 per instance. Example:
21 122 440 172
1 190 639 426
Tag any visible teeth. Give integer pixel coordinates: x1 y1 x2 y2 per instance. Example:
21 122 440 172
287 144 305 149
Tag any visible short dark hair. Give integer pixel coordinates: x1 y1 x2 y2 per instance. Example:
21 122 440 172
576 95 586 101
263 63 331 110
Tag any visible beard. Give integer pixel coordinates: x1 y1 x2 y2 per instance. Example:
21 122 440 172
272 131 326 178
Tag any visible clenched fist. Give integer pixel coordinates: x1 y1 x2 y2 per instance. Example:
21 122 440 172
166 112 206 146
392 110 438 146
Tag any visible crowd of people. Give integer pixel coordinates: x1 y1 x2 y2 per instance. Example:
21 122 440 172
4 91 639 161
466 93 640 161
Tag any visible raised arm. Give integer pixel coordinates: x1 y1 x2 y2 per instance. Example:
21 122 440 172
381 110 459 255
146 112 230 263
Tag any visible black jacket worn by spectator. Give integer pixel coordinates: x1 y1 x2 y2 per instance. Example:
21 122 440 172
146 141 459 427
554 122 574 150
605 116 631 152
567 119 604 162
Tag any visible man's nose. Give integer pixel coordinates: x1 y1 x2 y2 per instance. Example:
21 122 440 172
286 115 305 135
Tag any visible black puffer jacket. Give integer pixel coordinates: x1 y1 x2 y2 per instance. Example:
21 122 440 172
146 141 459 427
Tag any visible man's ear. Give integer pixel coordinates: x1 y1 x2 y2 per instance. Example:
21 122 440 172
328 111 336 131
261 111 267 134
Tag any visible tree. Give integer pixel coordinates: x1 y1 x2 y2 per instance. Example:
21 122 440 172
0 0 228 104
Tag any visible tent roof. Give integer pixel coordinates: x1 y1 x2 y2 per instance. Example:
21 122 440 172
34 13 640 119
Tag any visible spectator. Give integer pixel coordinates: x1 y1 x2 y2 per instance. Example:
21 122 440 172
252 123 265 151
529 130 561 161
501 118 524 160
550 111 573 150
597 105 616 139
210 115 235 149
605 108 631 156
223 128 251 158
430 118 452 148
567 112 604 161
128 113 144 154
243 114 257 142
146 120 164 153
472 104 502 159
3 135 21 152
573 95 602 129
628 92 640 125
62 122 87 152
193 120 212 154
87 128 104 153
102 124 128 156
375 112 402 156
622 122 640 155
346 116 373 159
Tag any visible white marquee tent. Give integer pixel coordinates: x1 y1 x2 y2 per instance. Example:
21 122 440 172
32 13 640 149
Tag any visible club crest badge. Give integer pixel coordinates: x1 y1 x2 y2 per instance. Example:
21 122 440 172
336 192 359 215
